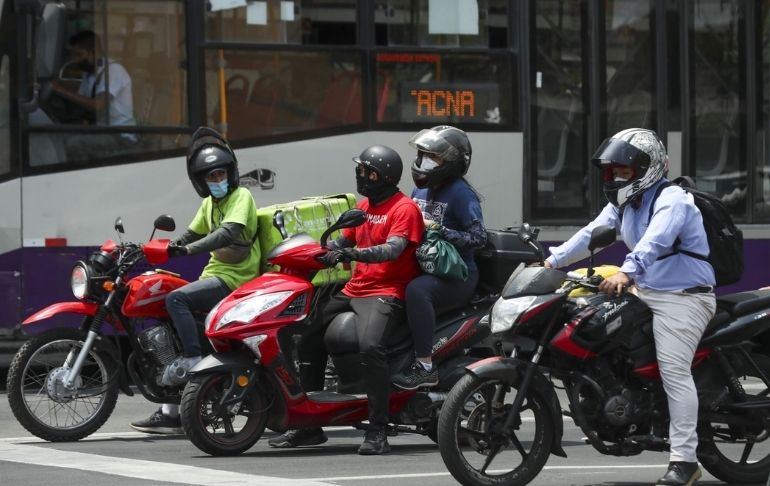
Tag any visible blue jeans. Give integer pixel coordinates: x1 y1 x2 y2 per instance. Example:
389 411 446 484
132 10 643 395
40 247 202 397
165 277 231 357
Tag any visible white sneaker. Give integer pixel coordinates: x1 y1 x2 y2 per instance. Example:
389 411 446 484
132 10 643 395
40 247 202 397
161 355 202 386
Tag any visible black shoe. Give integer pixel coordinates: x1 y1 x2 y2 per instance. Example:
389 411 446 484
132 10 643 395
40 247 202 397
129 408 182 435
267 428 327 448
392 361 439 390
656 461 701 486
358 428 391 455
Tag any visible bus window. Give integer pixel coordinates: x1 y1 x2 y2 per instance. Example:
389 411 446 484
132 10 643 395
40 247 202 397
206 0 357 45
28 0 187 167
0 54 9 176
375 0 509 48
204 49 363 142
375 52 513 126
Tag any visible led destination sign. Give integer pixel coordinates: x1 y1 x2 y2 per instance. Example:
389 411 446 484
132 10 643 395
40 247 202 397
400 82 500 123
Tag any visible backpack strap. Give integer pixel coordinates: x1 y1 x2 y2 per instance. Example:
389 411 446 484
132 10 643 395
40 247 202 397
649 181 708 262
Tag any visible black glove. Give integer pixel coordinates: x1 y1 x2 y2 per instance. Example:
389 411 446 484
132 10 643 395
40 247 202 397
317 248 358 267
167 243 189 257
317 249 344 267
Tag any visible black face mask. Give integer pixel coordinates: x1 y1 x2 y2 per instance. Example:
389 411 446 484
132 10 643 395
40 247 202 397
356 174 397 205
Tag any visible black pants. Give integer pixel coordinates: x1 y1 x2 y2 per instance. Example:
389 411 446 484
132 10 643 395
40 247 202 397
299 292 404 427
405 270 479 358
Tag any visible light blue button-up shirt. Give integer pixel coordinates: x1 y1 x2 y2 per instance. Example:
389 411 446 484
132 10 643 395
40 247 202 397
546 179 715 291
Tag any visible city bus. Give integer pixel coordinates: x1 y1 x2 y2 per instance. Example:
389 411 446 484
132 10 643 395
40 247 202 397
1 0 768 341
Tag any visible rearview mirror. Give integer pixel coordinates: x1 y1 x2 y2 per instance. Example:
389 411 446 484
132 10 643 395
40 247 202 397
320 209 366 247
114 217 125 234
588 225 616 252
153 214 176 232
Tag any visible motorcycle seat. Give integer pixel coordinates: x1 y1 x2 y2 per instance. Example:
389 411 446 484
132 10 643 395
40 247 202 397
705 309 731 334
324 306 473 356
716 289 770 317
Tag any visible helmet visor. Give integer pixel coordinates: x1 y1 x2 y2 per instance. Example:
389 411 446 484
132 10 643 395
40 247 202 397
408 128 459 162
591 137 651 170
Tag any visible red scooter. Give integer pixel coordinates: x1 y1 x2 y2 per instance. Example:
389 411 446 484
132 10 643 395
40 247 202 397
179 209 512 456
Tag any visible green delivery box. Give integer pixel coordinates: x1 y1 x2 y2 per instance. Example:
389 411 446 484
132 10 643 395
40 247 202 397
257 194 358 286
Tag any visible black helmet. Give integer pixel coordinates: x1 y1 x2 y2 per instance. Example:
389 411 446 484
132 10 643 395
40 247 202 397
409 125 471 189
352 145 403 185
591 128 668 208
186 127 239 198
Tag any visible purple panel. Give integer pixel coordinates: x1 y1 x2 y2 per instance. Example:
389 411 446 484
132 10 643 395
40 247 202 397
0 271 21 336
543 238 767 296
15 246 208 335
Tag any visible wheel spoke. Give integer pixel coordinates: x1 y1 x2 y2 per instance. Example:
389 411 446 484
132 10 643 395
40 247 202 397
739 439 755 464
480 444 503 474
510 431 529 459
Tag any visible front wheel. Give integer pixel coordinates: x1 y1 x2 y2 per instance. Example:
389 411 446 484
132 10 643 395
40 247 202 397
6 328 119 442
437 373 554 486
180 372 268 456
698 352 770 484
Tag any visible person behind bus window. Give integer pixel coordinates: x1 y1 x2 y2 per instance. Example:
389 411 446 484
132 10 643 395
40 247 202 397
268 145 424 455
130 128 260 434
391 125 487 390
544 128 716 486
50 30 137 160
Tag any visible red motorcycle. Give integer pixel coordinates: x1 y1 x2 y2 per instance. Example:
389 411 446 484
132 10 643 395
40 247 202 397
7 215 191 441
179 209 524 456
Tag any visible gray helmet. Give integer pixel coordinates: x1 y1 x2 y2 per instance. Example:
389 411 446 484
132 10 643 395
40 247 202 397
591 128 667 208
409 125 471 189
186 127 239 198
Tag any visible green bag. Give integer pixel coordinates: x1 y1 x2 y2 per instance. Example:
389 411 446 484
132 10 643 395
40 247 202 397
416 229 468 281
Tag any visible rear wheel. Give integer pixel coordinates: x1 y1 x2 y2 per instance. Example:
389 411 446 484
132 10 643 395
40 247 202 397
437 373 554 486
180 372 268 456
698 352 770 484
7 328 118 442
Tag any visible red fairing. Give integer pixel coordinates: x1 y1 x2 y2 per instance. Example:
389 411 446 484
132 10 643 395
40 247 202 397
550 310 599 360
205 272 313 339
101 239 117 252
23 301 100 325
269 243 327 273
122 272 189 317
632 348 712 380
143 239 171 265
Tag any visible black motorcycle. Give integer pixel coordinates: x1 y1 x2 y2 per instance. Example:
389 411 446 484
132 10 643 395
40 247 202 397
437 224 770 486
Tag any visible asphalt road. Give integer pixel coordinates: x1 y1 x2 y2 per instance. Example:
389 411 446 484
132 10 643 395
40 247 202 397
0 389 763 486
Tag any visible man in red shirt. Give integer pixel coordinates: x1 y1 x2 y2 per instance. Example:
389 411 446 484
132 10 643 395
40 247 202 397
268 145 424 455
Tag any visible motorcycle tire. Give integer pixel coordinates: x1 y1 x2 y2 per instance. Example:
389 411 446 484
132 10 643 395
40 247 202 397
180 372 268 456
697 352 770 484
7 327 119 442
438 373 554 486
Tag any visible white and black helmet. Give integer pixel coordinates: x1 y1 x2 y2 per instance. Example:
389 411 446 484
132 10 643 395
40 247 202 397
591 128 668 208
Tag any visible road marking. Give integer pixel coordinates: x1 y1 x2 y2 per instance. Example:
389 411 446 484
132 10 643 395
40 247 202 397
305 464 669 481
0 441 334 486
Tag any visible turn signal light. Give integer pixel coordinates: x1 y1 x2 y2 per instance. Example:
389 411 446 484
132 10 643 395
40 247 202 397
236 375 249 387
102 281 115 291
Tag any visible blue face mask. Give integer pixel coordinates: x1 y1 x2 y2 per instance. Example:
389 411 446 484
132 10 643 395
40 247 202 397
207 180 229 199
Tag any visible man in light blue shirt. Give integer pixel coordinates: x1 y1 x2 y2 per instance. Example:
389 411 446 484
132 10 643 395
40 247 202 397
545 128 716 486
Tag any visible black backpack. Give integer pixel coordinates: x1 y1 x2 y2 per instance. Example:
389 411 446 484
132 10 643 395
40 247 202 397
648 177 744 287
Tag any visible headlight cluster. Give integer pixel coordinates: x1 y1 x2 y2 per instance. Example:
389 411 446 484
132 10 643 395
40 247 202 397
70 262 91 299
490 295 537 334
214 291 293 330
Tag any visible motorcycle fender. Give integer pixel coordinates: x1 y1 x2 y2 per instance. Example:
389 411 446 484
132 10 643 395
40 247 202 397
189 349 258 376
22 302 99 325
466 357 567 458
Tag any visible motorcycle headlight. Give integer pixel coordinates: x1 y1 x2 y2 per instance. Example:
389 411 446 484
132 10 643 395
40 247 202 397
490 296 537 334
215 291 293 330
71 262 91 299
